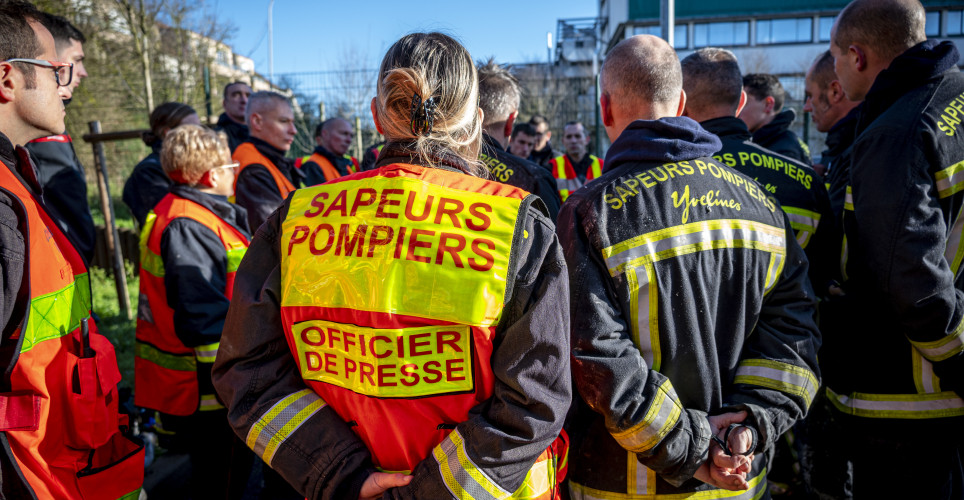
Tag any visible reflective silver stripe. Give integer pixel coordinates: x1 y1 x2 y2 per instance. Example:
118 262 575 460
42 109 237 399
936 160 964 198
245 389 325 466
628 452 655 495
828 388 964 419
570 466 768 499
909 317 964 362
611 379 682 453
734 359 818 407
433 429 508 500
194 342 219 363
840 234 849 281
783 207 820 249
764 251 784 295
603 219 786 277
913 348 941 394
630 265 657 370
199 394 225 411
844 186 853 212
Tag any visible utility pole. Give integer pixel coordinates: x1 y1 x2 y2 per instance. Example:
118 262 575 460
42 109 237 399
268 0 275 85
661 0 675 47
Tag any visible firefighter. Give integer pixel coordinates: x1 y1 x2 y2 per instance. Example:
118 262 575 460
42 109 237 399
0 2 144 498
213 32 571 499
551 121 603 202
823 0 964 496
232 90 303 231
680 47 835 294
477 58 562 221
739 74 812 166
135 124 250 499
559 34 820 499
297 117 356 186
215 81 251 153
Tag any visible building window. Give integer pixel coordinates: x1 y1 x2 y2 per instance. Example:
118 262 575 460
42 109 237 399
756 17 813 44
216 49 229 66
926 11 941 37
694 21 749 48
633 24 688 49
818 16 835 42
949 10 964 36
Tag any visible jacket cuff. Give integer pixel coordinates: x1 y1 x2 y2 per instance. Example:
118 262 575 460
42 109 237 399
644 408 710 488
719 403 773 453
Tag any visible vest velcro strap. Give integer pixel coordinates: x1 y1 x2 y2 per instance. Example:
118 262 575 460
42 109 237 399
0 391 41 431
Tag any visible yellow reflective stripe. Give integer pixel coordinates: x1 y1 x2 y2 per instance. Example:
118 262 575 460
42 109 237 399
734 359 818 407
117 488 142 500
590 157 602 178
840 233 849 282
139 212 165 277
199 394 225 411
135 341 197 371
627 452 656 495
936 160 964 198
827 387 964 419
559 189 570 202
912 348 942 394
245 389 326 466
763 251 784 296
945 204 964 276
434 428 510 499
628 264 662 371
226 245 247 273
908 318 964 362
554 157 566 179
570 467 767 499
843 186 853 212
782 206 820 249
602 219 786 278
510 457 553 499
194 341 220 363
22 272 92 353
610 379 682 453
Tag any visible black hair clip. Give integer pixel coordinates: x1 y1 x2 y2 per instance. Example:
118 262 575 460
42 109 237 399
410 92 437 136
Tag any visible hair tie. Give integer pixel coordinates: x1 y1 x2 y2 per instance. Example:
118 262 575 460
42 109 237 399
410 92 437 136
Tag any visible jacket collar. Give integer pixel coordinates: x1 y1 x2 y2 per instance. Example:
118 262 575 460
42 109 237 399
605 117 722 169
373 142 475 175
861 40 961 129
699 116 752 141
0 132 41 195
169 184 250 237
825 104 861 156
752 108 795 145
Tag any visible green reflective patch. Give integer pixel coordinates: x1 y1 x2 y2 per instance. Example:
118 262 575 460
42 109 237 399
135 341 196 372
227 247 247 273
22 273 91 353
140 212 164 277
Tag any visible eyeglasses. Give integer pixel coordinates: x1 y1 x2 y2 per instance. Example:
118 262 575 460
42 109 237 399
211 162 240 171
4 58 73 87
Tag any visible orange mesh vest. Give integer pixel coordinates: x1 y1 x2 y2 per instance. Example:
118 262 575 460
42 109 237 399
296 152 343 183
0 158 144 499
233 142 296 199
278 164 565 497
135 193 249 416
552 154 603 202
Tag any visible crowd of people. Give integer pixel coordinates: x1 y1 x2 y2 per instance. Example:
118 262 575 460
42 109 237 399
1 0 962 498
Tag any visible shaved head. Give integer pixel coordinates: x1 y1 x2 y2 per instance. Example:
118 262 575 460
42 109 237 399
833 0 926 62
809 50 837 92
601 35 682 112
681 48 743 119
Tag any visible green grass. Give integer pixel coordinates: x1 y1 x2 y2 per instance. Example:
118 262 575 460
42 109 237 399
91 263 138 391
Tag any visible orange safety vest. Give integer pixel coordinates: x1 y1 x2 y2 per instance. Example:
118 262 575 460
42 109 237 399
345 155 359 173
0 159 143 499
295 152 343 183
135 193 249 416
233 142 296 199
552 154 603 202
277 164 566 498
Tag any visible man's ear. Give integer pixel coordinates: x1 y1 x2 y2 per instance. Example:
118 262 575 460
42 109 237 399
371 97 383 134
675 89 687 117
828 80 846 104
763 96 776 114
197 170 217 188
504 110 517 139
735 89 748 117
851 44 868 72
249 112 262 132
0 62 18 103
600 93 614 127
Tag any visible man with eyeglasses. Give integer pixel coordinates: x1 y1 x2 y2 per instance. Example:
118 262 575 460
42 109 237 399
0 2 144 499
24 12 95 264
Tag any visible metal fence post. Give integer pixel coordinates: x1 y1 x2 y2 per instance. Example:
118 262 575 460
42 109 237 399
88 121 132 320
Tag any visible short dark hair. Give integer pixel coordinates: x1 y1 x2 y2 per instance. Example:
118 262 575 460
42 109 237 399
477 58 520 126
143 102 197 146
511 122 537 140
223 81 250 97
564 121 586 135
0 1 43 87
38 12 85 53
681 48 743 116
314 117 350 139
809 50 837 91
834 0 926 62
601 35 682 109
743 74 785 112
529 114 549 128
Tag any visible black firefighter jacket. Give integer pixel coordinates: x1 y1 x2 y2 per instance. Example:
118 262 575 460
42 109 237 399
823 40 964 430
480 134 562 221
234 137 304 231
752 109 811 166
703 116 835 293
558 117 821 498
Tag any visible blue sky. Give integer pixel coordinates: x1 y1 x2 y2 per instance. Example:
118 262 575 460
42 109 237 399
215 0 599 75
